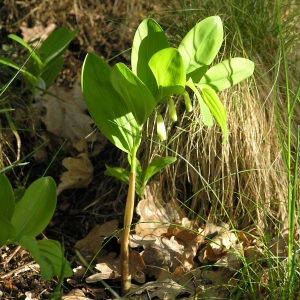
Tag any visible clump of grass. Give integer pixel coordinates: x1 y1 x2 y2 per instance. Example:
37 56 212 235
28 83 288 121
137 0 299 297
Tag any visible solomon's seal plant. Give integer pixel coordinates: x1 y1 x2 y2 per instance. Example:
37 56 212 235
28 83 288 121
81 16 254 294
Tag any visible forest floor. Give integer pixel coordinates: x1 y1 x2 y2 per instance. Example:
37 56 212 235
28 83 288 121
0 1 299 299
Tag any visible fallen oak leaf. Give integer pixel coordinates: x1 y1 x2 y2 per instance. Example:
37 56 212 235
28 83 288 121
57 153 94 195
75 219 119 257
135 181 185 237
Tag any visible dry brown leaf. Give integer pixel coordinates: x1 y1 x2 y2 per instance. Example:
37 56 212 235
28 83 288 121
75 220 119 257
87 250 145 283
20 22 56 43
210 231 238 255
36 83 106 153
57 153 94 194
129 250 146 284
87 260 120 282
135 181 185 237
131 278 188 300
141 236 184 279
214 244 243 271
62 289 91 300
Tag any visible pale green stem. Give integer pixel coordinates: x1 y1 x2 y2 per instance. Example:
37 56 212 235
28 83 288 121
121 146 137 295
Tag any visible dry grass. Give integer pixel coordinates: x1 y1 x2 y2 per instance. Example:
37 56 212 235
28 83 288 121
138 0 300 233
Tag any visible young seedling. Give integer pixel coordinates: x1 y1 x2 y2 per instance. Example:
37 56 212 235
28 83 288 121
0 26 77 96
0 174 72 282
81 16 254 294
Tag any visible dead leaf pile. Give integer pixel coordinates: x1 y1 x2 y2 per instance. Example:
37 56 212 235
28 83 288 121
72 181 268 299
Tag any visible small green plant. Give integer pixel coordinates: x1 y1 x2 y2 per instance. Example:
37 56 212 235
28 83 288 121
0 174 72 285
81 16 254 294
0 26 77 95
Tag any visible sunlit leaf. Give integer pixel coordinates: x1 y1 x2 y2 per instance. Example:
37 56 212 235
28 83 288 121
81 53 141 154
178 16 223 79
142 156 176 185
186 78 213 127
111 63 156 125
131 18 169 95
149 48 186 101
199 58 255 92
201 86 227 143
105 165 130 185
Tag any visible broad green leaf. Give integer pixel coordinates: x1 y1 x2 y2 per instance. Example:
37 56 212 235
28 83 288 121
178 16 223 78
11 177 57 239
19 236 72 280
131 18 169 95
38 26 77 65
0 218 15 246
41 55 64 87
37 239 72 280
0 174 15 220
201 86 228 143
142 156 176 186
8 34 43 68
81 53 141 153
199 58 255 92
186 78 213 127
111 63 156 125
149 48 186 101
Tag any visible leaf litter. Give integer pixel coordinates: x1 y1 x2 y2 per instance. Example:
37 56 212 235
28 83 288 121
72 180 271 299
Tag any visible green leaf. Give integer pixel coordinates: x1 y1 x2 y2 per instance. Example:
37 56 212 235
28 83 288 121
81 53 142 154
111 63 156 125
0 174 15 220
199 58 255 92
105 165 130 185
105 163 144 197
19 236 72 280
41 55 64 87
8 34 43 68
38 26 77 65
178 16 223 79
37 239 72 280
131 18 169 95
186 78 213 127
201 86 228 143
149 48 186 101
0 218 15 246
142 156 176 186
0 56 38 85
11 177 57 239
